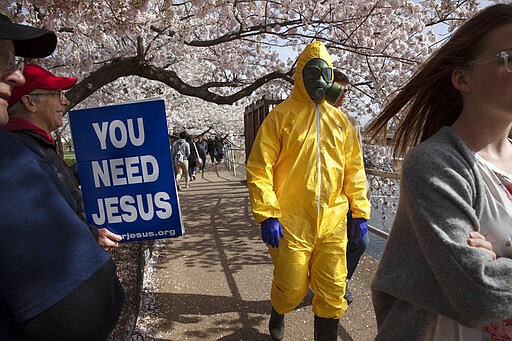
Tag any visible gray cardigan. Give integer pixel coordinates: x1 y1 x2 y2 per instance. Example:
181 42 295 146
371 127 512 340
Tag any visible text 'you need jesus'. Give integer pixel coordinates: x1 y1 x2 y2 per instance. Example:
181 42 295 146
88 118 173 225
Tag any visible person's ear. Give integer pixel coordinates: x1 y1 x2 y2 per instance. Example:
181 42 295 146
20 95 38 113
452 68 470 93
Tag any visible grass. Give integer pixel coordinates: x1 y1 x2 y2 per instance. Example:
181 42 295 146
63 152 76 166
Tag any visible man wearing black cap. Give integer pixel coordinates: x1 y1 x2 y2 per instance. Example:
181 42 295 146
0 11 124 341
6 63 123 251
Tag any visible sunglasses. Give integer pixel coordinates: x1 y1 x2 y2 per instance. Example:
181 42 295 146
30 89 68 104
303 65 333 82
470 48 512 73
0 47 24 73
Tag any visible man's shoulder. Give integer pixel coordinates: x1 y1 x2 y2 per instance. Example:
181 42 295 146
11 130 53 152
0 130 44 170
0 129 26 148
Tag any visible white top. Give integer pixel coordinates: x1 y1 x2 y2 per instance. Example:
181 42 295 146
424 153 512 341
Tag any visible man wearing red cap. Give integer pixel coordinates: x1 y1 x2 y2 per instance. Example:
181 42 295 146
6 63 122 250
0 11 124 341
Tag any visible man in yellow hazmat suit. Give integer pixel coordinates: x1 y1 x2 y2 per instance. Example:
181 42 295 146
246 41 371 341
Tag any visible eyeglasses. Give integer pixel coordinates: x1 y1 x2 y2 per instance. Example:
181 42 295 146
30 89 68 104
303 65 333 82
469 48 512 73
0 47 24 73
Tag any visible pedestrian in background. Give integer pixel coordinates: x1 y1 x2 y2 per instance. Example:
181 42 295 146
367 4 512 340
332 69 369 305
187 136 201 180
214 135 225 163
172 130 190 190
196 135 208 173
207 136 216 163
247 41 370 341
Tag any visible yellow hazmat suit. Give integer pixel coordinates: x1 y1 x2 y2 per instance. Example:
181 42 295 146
246 41 371 319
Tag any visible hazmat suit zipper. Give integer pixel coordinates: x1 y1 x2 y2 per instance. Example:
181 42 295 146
315 104 322 221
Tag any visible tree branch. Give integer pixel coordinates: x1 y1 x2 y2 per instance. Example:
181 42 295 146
66 56 294 110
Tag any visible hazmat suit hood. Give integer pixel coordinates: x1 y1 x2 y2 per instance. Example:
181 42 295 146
291 41 334 104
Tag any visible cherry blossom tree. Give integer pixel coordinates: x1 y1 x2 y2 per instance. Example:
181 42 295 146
5 0 498 226
4 0 485 140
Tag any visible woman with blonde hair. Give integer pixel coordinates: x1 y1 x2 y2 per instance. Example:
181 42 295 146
367 4 512 340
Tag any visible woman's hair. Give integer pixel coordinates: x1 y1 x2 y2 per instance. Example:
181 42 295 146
366 4 512 158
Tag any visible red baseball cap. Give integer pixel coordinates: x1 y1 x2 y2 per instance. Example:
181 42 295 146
8 64 77 106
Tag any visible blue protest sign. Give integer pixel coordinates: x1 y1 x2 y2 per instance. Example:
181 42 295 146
69 98 183 242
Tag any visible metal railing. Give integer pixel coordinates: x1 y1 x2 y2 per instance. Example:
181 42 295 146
368 224 390 239
224 145 247 178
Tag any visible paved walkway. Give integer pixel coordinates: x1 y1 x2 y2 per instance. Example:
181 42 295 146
134 164 378 340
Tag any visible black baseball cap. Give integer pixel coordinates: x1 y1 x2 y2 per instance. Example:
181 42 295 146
0 12 57 58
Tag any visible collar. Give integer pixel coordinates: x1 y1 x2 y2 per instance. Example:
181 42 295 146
3 117 55 144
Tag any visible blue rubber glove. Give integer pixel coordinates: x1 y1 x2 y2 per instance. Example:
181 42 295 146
350 218 368 244
261 218 284 248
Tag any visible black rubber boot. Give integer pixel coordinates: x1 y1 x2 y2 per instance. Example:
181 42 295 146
269 307 285 340
314 315 339 341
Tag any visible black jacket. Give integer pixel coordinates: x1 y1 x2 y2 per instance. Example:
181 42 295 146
13 131 98 240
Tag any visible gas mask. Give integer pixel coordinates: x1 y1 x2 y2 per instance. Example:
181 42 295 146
302 58 347 106
325 82 350 107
